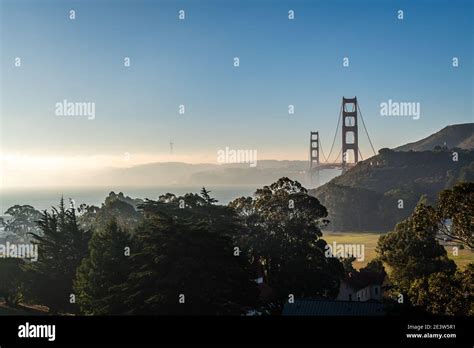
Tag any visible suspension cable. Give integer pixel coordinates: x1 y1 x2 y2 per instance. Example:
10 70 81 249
325 102 343 163
319 134 328 163
357 102 377 156
334 148 343 164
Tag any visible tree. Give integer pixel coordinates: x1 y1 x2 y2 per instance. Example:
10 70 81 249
376 203 456 294
230 177 343 301
78 193 142 232
139 189 241 236
122 214 259 315
360 258 386 275
76 204 100 230
408 264 473 316
341 257 357 274
435 182 473 249
74 219 132 315
0 259 24 306
4 205 42 241
378 148 393 155
200 187 218 205
23 198 91 314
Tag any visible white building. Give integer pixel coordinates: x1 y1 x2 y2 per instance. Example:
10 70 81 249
336 271 385 302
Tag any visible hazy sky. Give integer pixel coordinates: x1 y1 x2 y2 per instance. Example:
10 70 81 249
1 0 473 187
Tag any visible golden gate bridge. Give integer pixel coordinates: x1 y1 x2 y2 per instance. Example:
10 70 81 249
308 97 378 185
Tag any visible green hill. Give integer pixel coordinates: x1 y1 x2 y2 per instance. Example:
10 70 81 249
310 143 474 232
394 123 473 152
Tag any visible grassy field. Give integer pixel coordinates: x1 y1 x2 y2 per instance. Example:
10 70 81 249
322 231 473 269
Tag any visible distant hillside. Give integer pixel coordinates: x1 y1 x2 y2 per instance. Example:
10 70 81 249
310 133 474 232
90 160 339 188
97 162 216 186
394 123 474 152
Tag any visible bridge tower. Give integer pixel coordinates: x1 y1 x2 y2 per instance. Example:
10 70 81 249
309 131 320 185
310 131 320 168
341 97 359 171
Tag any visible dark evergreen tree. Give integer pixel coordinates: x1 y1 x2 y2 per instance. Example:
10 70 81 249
139 189 241 236
74 219 132 315
0 259 24 306
200 187 218 205
23 198 91 314
122 214 259 315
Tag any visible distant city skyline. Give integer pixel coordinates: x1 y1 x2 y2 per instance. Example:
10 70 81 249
1 0 473 187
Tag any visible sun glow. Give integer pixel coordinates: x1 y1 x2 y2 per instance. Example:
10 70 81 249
0 152 208 188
